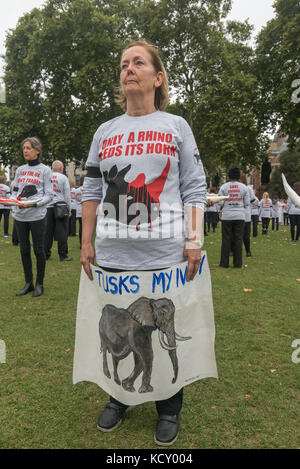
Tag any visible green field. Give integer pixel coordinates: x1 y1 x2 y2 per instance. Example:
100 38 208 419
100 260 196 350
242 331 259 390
0 221 299 449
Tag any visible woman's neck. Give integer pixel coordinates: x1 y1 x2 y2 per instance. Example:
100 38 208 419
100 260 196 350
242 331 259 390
126 95 157 116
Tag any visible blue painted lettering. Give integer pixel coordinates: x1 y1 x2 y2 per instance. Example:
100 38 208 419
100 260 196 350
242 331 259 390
152 272 165 294
119 275 130 295
165 270 173 291
108 276 118 295
129 275 140 294
199 255 206 275
179 265 188 286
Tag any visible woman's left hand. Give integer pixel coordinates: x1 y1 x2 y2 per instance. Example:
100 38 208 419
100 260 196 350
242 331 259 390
184 244 202 281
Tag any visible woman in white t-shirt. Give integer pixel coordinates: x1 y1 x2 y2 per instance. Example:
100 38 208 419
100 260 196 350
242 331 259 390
80 40 207 446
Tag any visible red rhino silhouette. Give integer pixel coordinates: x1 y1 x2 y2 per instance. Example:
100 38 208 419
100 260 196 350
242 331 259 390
103 159 170 228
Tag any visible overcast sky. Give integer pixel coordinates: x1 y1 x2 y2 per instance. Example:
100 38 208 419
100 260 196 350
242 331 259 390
0 0 276 77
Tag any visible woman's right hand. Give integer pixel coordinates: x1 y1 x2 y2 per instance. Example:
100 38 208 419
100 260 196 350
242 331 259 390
80 242 95 281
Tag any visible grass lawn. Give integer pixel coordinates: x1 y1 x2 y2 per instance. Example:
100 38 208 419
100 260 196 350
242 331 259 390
0 220 299 449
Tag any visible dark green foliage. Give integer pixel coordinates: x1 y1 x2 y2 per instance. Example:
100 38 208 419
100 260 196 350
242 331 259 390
267 149 300 198
0 0 270 177
255 0 300 146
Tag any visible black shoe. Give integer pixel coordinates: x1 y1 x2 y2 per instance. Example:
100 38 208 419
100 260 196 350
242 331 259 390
32 283 43 297
60 256 72 261
155 414 179 446
97 403 128 432
16 282 34 296
246 251 252 257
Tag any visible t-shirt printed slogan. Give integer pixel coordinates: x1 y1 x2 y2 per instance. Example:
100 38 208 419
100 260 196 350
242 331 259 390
18 170 41 186
98 131 178 161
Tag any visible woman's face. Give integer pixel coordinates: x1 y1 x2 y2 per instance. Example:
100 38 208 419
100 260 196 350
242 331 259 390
23 141 39 161
120 46 163 101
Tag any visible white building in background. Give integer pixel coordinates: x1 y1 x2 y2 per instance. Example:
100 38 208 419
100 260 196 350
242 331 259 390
66 161 86 186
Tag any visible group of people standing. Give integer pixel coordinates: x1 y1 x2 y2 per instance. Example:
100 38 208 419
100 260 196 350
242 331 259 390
0 38 299 447
216 166 300 269
1 138 85 297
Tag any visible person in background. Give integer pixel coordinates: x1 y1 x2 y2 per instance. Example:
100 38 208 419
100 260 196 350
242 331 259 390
282 199 289 225
259 192 272 235
287 183 300 243
240 176 255 257
0 175 11 237
271 196 280 231
10 180 19 245
251 192 260 237
204 205 208 236
45 160 72 262
75 175 85 249
80 40 206 446
11 137 53 297
206 187 218 233
69 178 77 237
218 166 250 268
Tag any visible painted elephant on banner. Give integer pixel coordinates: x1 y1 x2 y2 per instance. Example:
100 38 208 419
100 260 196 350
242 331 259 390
99 296 191 393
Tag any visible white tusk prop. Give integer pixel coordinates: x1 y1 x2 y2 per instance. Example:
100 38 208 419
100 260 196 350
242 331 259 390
206 194 229 203
282 174 300 208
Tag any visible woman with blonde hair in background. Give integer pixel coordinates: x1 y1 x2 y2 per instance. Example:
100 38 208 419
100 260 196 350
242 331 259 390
259 192 272 235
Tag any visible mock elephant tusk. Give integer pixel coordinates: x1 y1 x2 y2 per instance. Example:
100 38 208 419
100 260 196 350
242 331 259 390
159 331 177 351
282 174 300 208
175 332 192 341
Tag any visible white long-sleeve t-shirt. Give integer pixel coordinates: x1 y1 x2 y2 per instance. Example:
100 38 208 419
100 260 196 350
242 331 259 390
75 186 83 218
217 181 250 221
82 110 207 270
251 197 259 216
47 171 71 210
11 161 53 222
0 184 11 209
259 198 272 218
70 187 77 211
287 197 300 215
245 185 256 222
271 200 280 218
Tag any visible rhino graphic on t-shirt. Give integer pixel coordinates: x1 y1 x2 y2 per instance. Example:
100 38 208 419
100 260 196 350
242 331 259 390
102 159 170 228
19 184 38 199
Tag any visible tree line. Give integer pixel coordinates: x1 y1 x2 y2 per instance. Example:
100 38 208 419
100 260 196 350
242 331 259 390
0 0 299 189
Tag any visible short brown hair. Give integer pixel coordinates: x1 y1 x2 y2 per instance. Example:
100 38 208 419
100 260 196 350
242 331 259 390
115 40 169 112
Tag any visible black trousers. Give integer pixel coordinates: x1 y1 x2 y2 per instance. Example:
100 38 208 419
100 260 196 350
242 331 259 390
220 220 245 268
100 265 183 416
289 214 300 241
69 209 77 236
12 220 19 245
207 212 218 232
243 221 251 253
204 212 208 236
45 207 69 260
14 218 46 284
272 217 279 231
251 215 259 237
78 217 82 248
283 213 289 225
0 208 10 235
261 217 270 234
